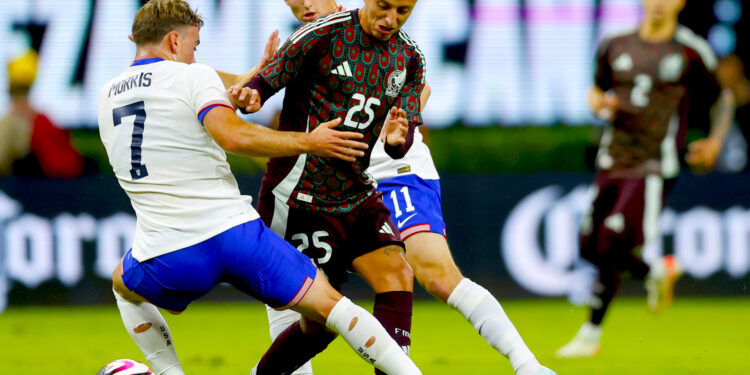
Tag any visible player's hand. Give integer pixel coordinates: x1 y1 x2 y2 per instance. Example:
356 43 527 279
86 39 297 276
308 118 368 162
381 107 409 146
686 137 722 174
228 86 261 113
257 29 281 71
594 92 619 121
231 30 281 89
226 30 280 114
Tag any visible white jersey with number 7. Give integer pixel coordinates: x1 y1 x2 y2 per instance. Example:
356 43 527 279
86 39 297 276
97 59 259 262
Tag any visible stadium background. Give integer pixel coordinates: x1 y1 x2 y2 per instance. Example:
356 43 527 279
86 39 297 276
0 1 748 374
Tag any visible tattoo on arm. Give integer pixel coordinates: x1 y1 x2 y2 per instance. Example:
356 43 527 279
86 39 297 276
381 245 405 256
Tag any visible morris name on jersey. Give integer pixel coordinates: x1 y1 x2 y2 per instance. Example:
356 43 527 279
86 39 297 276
107 72 153 98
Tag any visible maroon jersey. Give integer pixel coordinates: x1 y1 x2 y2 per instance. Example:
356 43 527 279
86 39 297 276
594 26 721 178
248 10 426 214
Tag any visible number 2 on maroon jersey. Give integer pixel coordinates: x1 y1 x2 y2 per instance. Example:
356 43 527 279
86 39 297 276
631 74 653 107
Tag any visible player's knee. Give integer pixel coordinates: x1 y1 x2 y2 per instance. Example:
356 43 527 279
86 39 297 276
392 258 415 288
111 262 123 286
111 266 129 299
112 280 126 300
374 258 414 291
295 272 344 324
354 245 414 291
111 263 150 305
420 275 452 301
415 265 461 301
401 267 415 289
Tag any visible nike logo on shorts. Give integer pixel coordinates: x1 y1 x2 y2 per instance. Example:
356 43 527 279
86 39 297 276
397 213 418 228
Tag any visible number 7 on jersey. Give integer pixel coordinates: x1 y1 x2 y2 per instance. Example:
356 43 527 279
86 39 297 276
113 101 149 180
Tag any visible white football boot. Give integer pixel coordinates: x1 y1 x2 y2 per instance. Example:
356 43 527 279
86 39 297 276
532 366 557 375
555 322 601 358
646 255 683 314
516 361 557 375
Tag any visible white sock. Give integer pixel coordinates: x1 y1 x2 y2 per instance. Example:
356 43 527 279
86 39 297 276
325 297 421 375
447 278 538 374
114 291 183 375
263 305 313 375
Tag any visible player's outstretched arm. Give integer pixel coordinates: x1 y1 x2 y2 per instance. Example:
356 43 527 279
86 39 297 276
686 88 735 172
203 106 367 161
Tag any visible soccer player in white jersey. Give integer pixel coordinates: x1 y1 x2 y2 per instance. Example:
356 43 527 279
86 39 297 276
233 2 554 375
99 1 423 374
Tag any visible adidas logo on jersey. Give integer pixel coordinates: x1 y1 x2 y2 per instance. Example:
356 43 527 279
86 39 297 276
331 61 353 77
379 223 395 235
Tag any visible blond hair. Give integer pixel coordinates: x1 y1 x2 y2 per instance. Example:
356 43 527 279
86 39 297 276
131 0 204 46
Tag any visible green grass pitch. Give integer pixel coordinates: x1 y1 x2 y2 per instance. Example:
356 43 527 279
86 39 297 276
1 297 747 374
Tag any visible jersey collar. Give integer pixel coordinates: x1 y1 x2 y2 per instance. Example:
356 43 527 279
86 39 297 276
131 57 164 66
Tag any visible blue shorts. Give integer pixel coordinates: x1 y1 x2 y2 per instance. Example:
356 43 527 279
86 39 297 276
121 219 317 312
377 175 446 240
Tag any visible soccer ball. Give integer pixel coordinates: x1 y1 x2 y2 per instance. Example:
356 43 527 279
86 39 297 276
96 359 153 375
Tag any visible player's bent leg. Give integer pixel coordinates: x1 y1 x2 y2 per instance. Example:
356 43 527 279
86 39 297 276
556 267 614 358
401 233 553 374
256 307 314 375
292 271 422 375
255 301 335 375
353 244 414 293
558 227 627 359
353 244 414 372
112 258 147 304
267 306 302 340
445 275 547 374
112 258 184 375
403 232 463 301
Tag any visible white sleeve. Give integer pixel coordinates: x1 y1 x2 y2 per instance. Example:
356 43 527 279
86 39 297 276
186 63 233 119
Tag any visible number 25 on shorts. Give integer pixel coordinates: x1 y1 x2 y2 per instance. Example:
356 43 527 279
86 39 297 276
290 231 333 264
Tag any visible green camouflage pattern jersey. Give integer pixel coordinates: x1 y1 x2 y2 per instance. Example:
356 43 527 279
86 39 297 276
248 9 426 214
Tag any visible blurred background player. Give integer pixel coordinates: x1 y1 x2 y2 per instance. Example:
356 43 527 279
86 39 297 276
0 50 87 178
253 1 555 375
99 1 420 374
556 0 735 358
234 1 425 374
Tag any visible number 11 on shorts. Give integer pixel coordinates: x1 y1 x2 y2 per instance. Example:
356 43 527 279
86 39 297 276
389 186 415 218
